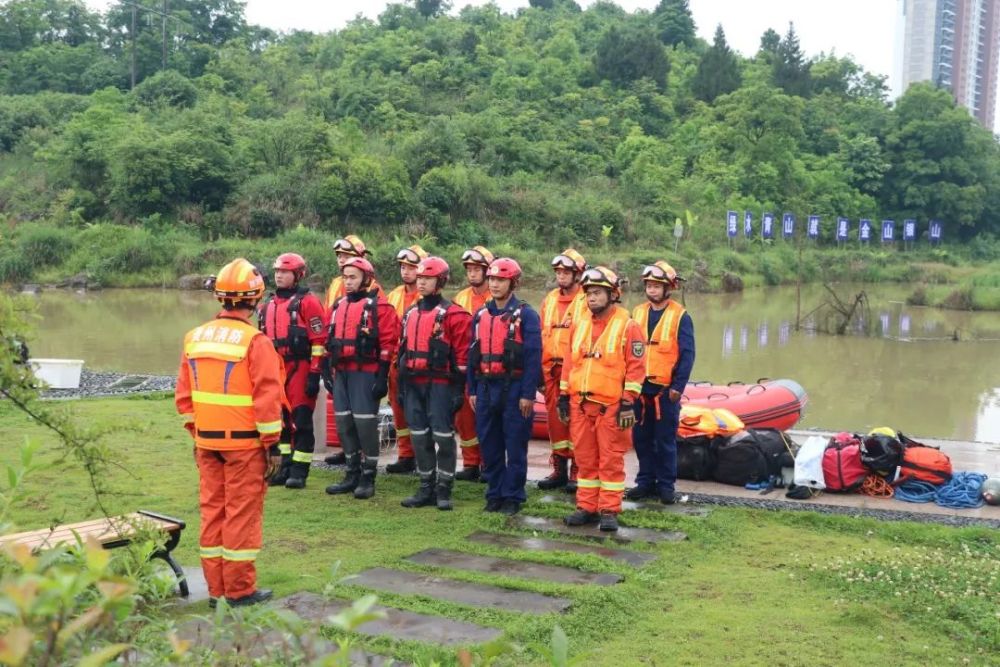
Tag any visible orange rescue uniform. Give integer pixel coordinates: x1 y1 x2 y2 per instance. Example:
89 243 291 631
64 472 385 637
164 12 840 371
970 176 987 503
386 284 421 459
175 312 284 601
559 305 645 514
540 285 587 459
452 285 489 468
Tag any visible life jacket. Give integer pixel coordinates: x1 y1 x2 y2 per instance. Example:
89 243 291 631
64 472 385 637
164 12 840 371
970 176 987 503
183 318 278 450
632 299 685 386
454 286 488 314
540 287 586 368
471 304 525 379
326 293 380 366
399 302 455 377
387 284 420 317
566 306 633 406
327 276 382 308
259 287 312 361
677 405 744 439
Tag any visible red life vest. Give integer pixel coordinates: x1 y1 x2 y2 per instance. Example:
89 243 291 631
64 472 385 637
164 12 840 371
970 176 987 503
259 288 311 361
326 294 380 366
401 302 454 376
473 305 525 378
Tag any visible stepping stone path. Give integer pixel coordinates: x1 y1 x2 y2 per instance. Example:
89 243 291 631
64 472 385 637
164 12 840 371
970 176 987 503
538 494 711 517
511 515 688 544
349 567 572 613
407 548 623 585
466 531 657 567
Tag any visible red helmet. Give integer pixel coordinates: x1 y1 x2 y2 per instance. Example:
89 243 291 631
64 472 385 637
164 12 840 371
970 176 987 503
342 257 376 288
416 256 450 289
273 252 307 282
488 257 522 283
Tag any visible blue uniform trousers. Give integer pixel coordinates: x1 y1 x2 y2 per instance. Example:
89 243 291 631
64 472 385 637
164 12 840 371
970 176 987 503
631 393 680 495
475 380 532 503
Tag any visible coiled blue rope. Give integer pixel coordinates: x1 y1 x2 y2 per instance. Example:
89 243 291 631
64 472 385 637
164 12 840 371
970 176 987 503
895 472 987 509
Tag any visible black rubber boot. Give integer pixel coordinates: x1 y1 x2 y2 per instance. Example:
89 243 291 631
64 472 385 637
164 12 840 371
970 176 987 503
436 478 454 511
268 455 291 487
324 451 346 466
386 456 416 474
325 454 360 495
401 474 437 508
454 466 481 482
599 511 619 532
499 500 522 516
564 480 577 494
624 485 656 501
537 455 568 490
563 509 599 526
285 459 309 489
353 461 377 500
483 498 503 512
226 589 273 607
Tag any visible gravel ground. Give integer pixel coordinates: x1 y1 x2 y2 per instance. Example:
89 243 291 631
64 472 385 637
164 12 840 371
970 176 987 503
39 369 175 400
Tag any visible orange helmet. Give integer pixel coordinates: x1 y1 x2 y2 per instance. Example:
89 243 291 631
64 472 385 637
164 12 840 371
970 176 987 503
551 248 586 274
273 252 307 282
396 244 429 267
342 256 376 289
214 258 266 304
461 245 494 268
488 257 522 283
580 266 621 302
641 261 683 288
333 234 368 257
416 256 450 289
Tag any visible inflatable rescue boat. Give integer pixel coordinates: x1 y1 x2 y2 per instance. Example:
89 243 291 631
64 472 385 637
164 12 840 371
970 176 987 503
682 379 808 431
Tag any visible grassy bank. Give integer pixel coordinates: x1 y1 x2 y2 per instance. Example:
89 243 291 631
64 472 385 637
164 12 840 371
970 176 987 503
1 394 998 665
3 221 1000 308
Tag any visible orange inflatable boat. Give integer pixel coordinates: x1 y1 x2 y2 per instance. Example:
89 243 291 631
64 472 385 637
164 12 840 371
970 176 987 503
681 379 808 431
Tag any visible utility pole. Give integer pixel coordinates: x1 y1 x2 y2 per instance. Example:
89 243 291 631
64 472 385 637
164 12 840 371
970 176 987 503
130 3 137 89
161 0 167 69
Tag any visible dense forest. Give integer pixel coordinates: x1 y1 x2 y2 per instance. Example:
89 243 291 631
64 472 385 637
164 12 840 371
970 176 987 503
2 0 1000 287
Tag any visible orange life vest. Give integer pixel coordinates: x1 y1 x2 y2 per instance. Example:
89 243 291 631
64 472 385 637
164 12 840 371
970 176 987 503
566 306 635 406
677 405 745 439
327 295 380 367
632 299 686 387
473 305 525 378
387 285 420 317
183 318 281 450
540 286 587 368
454 286 488 314
400 302 455 376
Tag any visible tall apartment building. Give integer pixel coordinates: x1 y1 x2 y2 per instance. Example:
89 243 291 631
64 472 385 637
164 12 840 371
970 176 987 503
899 0 1000 128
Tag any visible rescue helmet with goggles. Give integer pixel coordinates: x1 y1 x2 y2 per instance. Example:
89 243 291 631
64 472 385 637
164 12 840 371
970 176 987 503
341 257 376 289
332 234 368 257
641 261 684 288
550 248 586 274
396 244 428 267
273 252 307 282
214 258 266 305
461 245 494 268
416 256 450 289
580 266 621 302
488 257 522 285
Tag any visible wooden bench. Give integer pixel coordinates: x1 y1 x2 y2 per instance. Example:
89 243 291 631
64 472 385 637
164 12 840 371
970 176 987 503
0 510 189 597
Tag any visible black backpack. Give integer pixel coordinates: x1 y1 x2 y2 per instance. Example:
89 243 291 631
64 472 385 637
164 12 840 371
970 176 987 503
860 433 904 477
712 429 795 486
677 435 719 481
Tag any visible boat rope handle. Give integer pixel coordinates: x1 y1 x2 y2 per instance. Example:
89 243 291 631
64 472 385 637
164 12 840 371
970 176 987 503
746 384 767 395
727 380 745 386
706 392 728 401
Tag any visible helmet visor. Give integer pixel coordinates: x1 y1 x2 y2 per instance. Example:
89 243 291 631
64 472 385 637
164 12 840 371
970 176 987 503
396 248 421 265
641 264 668 281
551 254 578 270
581 268 613 286
333 238 358 254
461 248 489 265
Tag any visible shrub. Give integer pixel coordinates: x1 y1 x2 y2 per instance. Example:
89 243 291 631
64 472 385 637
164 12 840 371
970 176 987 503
16 224 75 267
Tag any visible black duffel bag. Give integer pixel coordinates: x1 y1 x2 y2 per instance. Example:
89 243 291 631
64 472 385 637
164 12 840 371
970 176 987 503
676 435 720 481
712 429 796 486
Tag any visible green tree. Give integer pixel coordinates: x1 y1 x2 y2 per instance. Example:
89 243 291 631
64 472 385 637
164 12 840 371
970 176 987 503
594 25 669 90
653 0 695 48
772 23 811 97
756 27 780 63
343 156 412 224
692 24 741 103
413 0 450 19
131 69 198 108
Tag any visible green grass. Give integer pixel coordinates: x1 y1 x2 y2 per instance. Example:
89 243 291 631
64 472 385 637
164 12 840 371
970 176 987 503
2 395 998 665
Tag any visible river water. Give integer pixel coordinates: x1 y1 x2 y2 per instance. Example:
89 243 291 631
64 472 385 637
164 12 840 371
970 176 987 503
22 284 1000 442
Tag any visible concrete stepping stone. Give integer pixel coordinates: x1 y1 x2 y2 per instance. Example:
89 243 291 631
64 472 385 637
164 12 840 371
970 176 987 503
511 515 687 545
467 531 657 567
279 591 499 647
538 494 710 517
349 567 572 614
406 548 622 585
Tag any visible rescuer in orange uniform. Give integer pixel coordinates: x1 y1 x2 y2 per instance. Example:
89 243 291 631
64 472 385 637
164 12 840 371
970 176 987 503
628 261 695 504
258 253 327 489
323 234 381 466
397 257 473 510
175 258 284 607
385 245 428 474
538 249 588 493
558 266 645 533
323 257 400 499
451 245 494 481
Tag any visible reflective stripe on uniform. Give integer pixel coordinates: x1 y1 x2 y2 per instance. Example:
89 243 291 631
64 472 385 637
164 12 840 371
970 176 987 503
185 340 249 360
600 480 626 491
278 443 292 455
191 390 253 407
256 420 282 434
433 431 455 438
576 477 601 488
396 428 411 437
624 381 643 395
200 545 223 558
311 345 325 356
292 450 313 463
460 437 479 447
222 548 259 562
551 439 572 450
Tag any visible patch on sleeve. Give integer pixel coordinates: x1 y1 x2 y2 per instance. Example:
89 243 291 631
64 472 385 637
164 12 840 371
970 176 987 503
631 341 645 358
309 316 324 333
